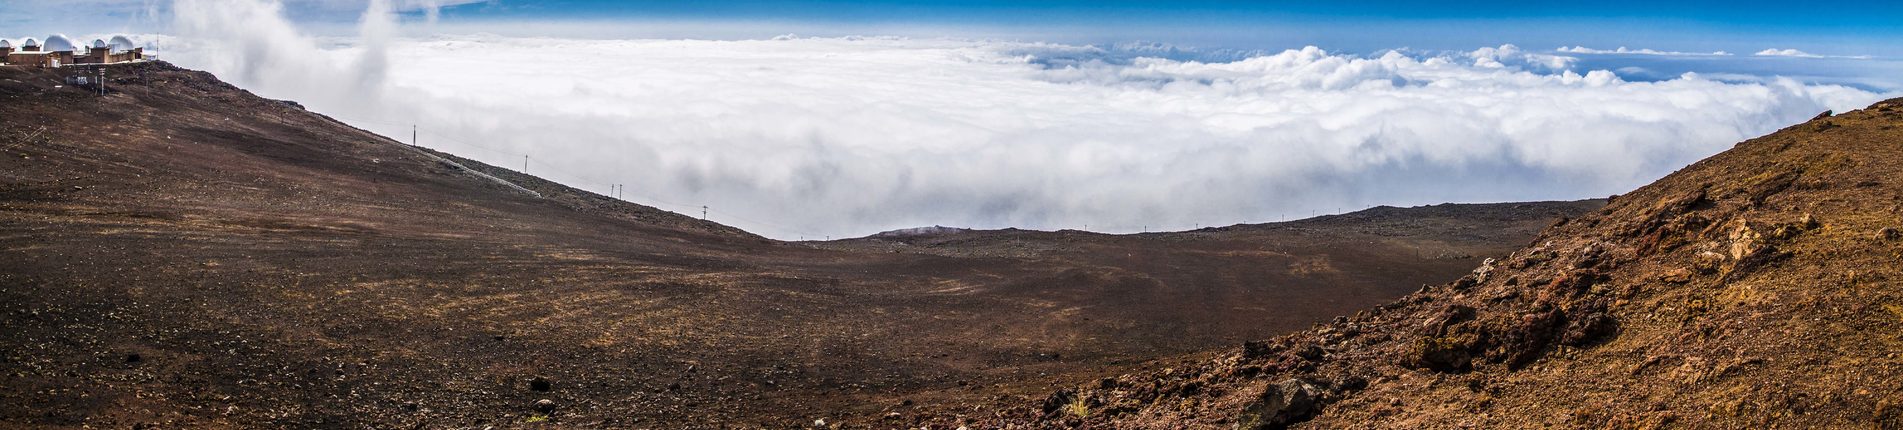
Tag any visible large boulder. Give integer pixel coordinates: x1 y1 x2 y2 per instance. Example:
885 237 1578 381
1238 378 1322 429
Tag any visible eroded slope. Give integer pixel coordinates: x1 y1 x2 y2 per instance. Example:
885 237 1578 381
969 101 1903 429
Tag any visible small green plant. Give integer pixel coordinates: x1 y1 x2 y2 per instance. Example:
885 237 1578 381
1065 395 1090 418
524 415 549 423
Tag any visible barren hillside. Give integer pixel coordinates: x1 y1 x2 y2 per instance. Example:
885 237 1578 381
0 62 1597 428
957 101 1903 429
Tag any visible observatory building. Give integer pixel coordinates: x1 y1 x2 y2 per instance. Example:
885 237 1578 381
2 34 144 68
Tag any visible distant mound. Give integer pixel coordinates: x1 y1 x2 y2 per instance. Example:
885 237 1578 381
963 100 1903 428
868 225 974 239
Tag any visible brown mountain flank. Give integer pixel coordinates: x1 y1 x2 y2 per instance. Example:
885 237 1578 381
0 63 1602 428
949 99 1903 429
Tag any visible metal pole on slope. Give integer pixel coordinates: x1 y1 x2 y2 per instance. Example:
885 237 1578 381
523 155 528 173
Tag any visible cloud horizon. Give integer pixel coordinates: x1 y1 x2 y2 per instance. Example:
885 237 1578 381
56 1 1903 239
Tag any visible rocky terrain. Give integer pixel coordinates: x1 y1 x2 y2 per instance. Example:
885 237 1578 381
943 102 1903 428
0 62 1600 428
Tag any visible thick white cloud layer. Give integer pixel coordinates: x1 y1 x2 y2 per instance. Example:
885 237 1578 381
150 2 1894 239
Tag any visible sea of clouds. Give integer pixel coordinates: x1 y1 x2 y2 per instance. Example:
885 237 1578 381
125 0 1902 239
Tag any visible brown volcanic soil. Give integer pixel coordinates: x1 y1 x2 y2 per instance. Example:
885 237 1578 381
968 102 1903 429
0 62 1596 429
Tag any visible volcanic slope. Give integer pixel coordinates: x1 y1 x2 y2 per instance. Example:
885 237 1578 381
2 62 1595 428
966 101 1903 429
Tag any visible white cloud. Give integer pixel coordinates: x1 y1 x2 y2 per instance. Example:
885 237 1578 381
1754 48 1874 60
1757 48 1819 58
1558 46 1731 56
150 2 1896 239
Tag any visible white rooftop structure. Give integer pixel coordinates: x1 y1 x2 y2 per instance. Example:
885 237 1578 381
22 38 39 48
91 39 107 49
0 40 11 49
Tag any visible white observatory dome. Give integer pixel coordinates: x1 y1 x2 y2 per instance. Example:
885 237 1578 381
109 36 137 52
42 34 75 52
91 39 108 49
0 40 12 49
22 38 39 48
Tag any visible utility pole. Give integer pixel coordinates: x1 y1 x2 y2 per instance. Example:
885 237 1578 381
98 67 105 96
411 124 417 147
701 205 708 220
522 155 528 173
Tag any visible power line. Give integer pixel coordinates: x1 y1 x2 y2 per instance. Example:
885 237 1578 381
314 116 1285 240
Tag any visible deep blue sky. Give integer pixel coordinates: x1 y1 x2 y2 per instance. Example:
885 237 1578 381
465 0 1895 27
412 0 1902 57
3 0 1899 57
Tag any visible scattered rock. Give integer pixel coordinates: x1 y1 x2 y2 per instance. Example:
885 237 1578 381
1239 378 1322 429
1659 268 1694 284
1561 306 1619 346
1727 222 1764 260
533 399 555 414
1242 340 1278 359
1039 388 1077 416
1880 227 1900 241
125 353 142 363
529 376 552 392
1472 258 1497 282
1408 333 1478 373
1292 344 1325 361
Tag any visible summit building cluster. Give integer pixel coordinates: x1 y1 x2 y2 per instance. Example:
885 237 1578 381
1 35 146 68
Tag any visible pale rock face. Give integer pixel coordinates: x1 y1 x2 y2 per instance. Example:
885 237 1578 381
1727 221 1763 261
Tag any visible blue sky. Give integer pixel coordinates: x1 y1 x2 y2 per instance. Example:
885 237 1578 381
403 0 1903 56
6 0 1900 57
